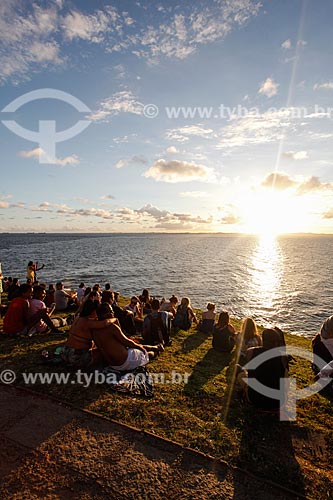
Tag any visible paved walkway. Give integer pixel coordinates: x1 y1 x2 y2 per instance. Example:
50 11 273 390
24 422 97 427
0 385 302 500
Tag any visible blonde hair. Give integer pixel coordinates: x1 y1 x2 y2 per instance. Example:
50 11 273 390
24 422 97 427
241 317 258 342
181 297 190 307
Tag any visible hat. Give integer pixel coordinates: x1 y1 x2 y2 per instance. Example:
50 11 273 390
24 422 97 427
320 316 333 339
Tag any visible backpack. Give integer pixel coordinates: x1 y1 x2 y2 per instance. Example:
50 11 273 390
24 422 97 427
173 305 192 331
144 312 170 345
212 326 235 353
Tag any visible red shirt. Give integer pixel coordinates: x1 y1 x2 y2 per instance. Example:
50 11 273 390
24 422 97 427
3 297 29 335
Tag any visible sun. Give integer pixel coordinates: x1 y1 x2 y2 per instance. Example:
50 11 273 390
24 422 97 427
239 189 307 236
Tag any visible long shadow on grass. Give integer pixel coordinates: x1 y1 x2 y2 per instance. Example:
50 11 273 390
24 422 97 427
232 416 306 499
181 330 210 354
184 348 232 395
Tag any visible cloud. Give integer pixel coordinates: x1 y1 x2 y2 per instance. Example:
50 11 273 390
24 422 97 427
258 77 279 98
0 201 9 209
166 125 214 143
313 82 333 91
143 159 214 183
101 194 115 200
217 109 294 149
220 213 241 225
284 150 309 160
19 148 79 166
261 172 333 195
135 203 213 230
322 209 333 219
0 1 262 84
281 39 292 49
115 155 148 169
89 91 143 122
261 173 297 190
296 176 333 195
166 146 179 154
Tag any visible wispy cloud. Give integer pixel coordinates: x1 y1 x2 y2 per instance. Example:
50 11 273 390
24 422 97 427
281 39 292 49
89 91 143 122
115 155 148 169
166 125 214 143
261 172 333 194
313 82 333 91
19 148 79 166
284 150 309 160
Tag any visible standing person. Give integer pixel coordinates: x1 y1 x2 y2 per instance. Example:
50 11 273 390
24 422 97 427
27 261 44 283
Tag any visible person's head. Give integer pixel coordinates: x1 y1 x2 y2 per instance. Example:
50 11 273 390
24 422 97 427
96 302 114 320
79 282 85 289
13 278 19 286
93 284 101 292
151 298 160 311
48 284 55 292
104 283 111 291
32 285 46 301
169 295 178 305
28 261 33 267
79 299 97 318
89 290 101 303
56 282 63 290
207 302 215 311
320 315 333 339
18 283 32 299
262 328 282 350
114 291 120 301
130 296 139 306
217 311 229 328
141 289 150 299
101 290 114 304
180 297 190 308
241 317 258 341
84 286 92 297
8 277 13 284
40 283 46 290
26 278 32 285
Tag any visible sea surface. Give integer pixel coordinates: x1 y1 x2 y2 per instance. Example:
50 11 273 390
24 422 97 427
1 233 332 338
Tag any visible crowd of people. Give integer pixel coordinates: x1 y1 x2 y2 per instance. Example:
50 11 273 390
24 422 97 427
0 260 332 413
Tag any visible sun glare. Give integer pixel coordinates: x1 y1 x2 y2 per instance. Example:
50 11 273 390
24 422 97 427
239 189 306 236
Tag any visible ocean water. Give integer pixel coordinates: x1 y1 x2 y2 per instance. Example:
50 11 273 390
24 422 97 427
0 233 332 337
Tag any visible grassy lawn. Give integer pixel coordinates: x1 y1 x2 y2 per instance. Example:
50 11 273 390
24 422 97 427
0 295 332 499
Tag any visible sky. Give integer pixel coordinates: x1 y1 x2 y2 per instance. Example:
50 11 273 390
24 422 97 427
1 0 333 234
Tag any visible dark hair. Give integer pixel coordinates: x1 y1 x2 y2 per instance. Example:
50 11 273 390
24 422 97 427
80 299 97 317
262 329 282 350
79 282 85 288
84 287 92 297
32 285 45 297
105 283 111 290
101 290 113 304
151 298 160 311
217 311 229 329
49 284 55 291
18 283 32 296
13 278 19 285
28 261 33 266
97 302 113 320
56 282 63 288
169 295 178 304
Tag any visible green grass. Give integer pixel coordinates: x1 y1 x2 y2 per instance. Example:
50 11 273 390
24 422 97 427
0 294 332 499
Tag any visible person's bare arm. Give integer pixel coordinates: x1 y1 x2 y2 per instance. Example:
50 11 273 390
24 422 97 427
86 318 114 329
111 324 146 352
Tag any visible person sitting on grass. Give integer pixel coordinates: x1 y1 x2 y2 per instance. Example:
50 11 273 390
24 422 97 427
125 296 144 332
236 317 262 362
54 282 77 312
3 284 62 336
212 311 236 352
139 288 153 314
92 303 164 371
312 315 333 378
173 297 198 331
198 302 216 333
237 328 289 413
7 277 20 301
160 295 178 316
143 298 172 346
62 299 117 368
28 285 63 334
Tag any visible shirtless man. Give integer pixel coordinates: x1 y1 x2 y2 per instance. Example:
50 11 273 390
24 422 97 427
92 303 163 371
62 299 116 368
